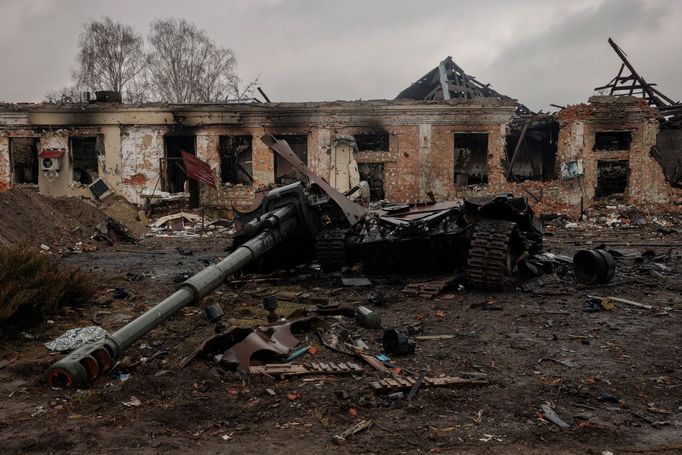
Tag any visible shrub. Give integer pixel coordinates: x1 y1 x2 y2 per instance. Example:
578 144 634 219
0 246 95 331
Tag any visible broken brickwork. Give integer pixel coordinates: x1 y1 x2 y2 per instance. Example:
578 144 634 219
0 96 677 217
555 96 674 208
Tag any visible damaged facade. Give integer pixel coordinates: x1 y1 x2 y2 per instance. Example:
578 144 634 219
0 51 679 216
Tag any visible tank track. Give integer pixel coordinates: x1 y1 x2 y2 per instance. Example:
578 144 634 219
315 229 349 272
466 221 519 289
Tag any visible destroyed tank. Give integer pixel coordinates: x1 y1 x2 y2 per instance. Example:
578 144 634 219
239 135 543 288
46 134 542 388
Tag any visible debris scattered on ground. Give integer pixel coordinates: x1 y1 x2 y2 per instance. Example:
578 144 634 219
382 329 416 355
153 213 200 231
406 373 425 401
341 276 372 286
122 396 142 407
414 334 455 340
402 276 458 299
147 211 234 238
588 295 654 310
540 403 570 428
249 362 364 377
370 375 489 392
356 305 381 328
332 419 373 445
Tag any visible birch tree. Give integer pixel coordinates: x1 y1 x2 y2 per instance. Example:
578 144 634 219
146 19 238 103
74 17 146 95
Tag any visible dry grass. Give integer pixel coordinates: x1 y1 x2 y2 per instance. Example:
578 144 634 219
0 246 95 331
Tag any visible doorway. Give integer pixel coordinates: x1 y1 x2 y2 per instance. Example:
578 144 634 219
9 137 39 184
596 160 628 198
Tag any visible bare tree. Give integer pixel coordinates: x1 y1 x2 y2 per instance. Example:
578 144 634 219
147 18 238 103
74 16 145 95
228 75 262 102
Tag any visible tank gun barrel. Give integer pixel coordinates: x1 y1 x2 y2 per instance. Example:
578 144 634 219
46 204 298 388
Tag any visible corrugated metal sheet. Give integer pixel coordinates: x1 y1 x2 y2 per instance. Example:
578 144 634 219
181 151 216 188
38 149 65 158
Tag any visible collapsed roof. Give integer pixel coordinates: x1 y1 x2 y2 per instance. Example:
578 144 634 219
395 56 534 116
595 38 682 123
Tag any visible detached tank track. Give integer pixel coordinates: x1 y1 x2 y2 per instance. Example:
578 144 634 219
315 229 349 272
466 221 519 289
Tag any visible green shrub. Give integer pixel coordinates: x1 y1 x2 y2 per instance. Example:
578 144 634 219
0 246 95 331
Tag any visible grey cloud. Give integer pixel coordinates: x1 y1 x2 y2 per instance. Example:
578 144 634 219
482 0 680 110
0 0 679 109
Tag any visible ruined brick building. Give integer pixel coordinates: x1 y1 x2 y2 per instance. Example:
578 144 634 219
1 48 680 216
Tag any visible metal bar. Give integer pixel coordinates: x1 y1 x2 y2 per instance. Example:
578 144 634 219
438 60 451 100
505 119 530 181
257 87 271 103
520 184 541 202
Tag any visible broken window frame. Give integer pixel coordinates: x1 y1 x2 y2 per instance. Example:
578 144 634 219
505 123 558 182
453 132 489 187
69 136 102 186
219 135 253 186
9 137 39 185
354 133 389 152
274 135 308 185
594 131 632 152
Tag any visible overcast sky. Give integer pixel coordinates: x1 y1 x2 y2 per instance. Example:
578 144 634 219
0 0 680 111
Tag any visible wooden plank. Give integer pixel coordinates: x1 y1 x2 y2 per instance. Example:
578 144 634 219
370 375 489 392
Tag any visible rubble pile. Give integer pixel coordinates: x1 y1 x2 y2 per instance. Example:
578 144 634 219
0 188 144 252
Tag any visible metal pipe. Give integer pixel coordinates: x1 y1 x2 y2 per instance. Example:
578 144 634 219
47 204 299 388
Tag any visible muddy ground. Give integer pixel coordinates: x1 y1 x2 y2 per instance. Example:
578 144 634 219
1 220 681 454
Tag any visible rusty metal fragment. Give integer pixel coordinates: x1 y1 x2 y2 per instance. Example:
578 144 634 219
223 319 309 372
181 151 216 188
260 134 368 225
